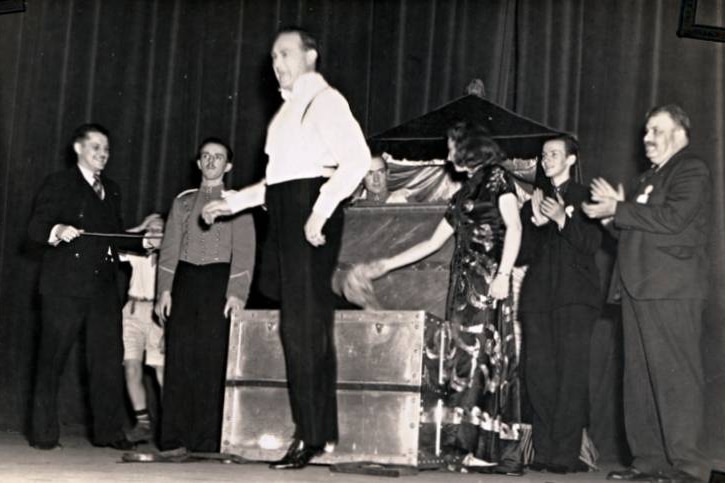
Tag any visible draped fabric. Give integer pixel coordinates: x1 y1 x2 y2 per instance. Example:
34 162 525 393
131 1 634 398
1 0 723 462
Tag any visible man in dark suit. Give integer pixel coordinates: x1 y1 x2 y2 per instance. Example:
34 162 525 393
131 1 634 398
518 134 601 474
583 105 711 482
28 123 157 450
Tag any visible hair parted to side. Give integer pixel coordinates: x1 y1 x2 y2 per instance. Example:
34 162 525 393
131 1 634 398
72 123 110 144
275 26 320 67
197 137 234 162
646 104 691 139
546 133 579 158
446 121 504 170
370 153 388 169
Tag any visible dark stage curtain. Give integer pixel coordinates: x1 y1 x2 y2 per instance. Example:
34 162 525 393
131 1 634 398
1 0 723 463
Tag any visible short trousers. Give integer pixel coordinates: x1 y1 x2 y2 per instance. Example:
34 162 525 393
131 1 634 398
122 299 164 367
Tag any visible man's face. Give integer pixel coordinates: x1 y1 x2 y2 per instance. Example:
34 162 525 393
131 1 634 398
74 131 109 174
541 139 575 181
197 143 231 182
643 112 683 166
271 32 316 91
364 157 388 195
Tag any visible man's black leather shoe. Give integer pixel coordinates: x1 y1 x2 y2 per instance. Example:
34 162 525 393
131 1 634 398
269 442 323 470
607 467 655 481
650 469 703 483
268 439 303 468
528 461 548 472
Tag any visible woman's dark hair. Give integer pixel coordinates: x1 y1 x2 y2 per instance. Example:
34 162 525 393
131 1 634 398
446 122 504 170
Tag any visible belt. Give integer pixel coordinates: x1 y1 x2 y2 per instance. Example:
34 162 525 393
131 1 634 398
128 296 154 302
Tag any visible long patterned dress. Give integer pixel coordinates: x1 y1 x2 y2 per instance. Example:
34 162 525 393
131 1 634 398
435 164 523 470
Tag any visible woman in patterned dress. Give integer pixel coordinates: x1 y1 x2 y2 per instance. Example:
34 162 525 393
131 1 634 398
358 122 524 473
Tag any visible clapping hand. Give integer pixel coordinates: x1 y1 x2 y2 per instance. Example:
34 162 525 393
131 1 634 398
540 193 567 227
582 177 622 220
530 189 549 226
590 177 624 203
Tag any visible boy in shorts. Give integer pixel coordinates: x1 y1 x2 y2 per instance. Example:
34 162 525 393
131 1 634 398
120 215 165 444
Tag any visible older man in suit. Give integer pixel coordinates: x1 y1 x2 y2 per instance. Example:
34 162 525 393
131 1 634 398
28 123 157 450
583 105 711 482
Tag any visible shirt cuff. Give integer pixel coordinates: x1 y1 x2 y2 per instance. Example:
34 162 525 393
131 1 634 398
311 193 338 219
223 183 266 214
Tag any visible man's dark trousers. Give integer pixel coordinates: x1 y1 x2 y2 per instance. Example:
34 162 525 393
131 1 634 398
31 260 126 446
160 261 231 452
262 177 342 448
522 305 597 467
620 287 708 479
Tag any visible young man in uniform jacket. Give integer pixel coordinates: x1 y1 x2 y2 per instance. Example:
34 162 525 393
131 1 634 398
155 137 255 454
27 123 157 450
518 134 602 473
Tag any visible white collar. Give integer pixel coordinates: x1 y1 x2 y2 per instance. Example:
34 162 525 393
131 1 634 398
77 163 100 186
279 72 327 102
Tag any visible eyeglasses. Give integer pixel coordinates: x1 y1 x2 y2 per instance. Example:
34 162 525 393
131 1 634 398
200 152 227 163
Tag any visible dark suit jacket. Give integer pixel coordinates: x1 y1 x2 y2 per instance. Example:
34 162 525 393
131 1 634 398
518 181 602 312
28 165 143 298
611 147 711 301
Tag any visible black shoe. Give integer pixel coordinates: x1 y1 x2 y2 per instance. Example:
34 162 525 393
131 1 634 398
126 422 153 443
607 467 655 481
99 438 137 451
473 463 524 477
31 441 62 450
269 442 323 470
528 461 548 472
650 469 703 483
268 439 303 468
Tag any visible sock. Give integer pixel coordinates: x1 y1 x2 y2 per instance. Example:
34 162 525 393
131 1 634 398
135 409 150 426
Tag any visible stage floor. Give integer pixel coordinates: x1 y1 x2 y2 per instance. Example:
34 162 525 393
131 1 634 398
0 429 630 483
1 429 723 482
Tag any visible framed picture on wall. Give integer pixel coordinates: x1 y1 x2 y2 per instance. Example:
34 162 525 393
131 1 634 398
678 0 725 43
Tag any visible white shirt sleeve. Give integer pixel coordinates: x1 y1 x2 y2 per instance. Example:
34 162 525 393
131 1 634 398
224 180 267 215
308 90 371 218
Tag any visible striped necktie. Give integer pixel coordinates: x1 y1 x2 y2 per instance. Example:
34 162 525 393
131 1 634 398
92 173 104 199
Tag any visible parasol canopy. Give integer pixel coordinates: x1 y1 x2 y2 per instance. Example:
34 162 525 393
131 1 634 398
368 94 564 161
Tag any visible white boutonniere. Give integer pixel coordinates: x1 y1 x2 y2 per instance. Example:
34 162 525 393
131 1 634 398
565 205 575 218
636 185 654 204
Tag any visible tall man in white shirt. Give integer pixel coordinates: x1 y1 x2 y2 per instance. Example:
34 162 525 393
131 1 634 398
202 27 370 470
